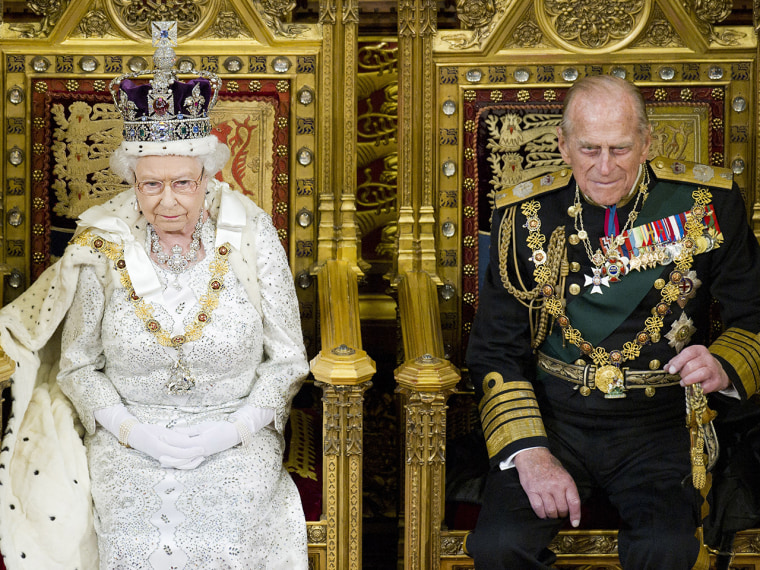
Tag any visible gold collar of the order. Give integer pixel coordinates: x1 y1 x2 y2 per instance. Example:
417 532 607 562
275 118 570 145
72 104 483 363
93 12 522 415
521 187 712 398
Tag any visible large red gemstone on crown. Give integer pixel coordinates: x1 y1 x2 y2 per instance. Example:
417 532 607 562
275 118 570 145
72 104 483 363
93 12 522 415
154 97 169 116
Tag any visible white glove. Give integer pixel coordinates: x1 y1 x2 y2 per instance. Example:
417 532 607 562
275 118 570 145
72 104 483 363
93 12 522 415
230 405 275 435
174 421 241 456
174 406 274 455
94 404 205 469
128 423 206 469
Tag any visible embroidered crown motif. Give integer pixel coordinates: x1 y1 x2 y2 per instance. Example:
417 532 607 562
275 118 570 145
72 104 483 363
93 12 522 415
108 21 221 144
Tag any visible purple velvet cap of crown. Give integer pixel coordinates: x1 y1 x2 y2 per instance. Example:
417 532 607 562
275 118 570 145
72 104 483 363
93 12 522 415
119 77 212 118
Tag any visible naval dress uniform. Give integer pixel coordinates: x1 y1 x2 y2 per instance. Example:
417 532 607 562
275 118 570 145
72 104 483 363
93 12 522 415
465 157 760 569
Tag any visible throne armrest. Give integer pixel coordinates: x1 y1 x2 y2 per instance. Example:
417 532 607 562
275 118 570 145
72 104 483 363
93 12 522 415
395 270 460 569
309 259 375 569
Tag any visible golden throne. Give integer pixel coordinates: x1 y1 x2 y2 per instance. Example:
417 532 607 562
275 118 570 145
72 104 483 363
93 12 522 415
0 3 374 570
391 1 760 569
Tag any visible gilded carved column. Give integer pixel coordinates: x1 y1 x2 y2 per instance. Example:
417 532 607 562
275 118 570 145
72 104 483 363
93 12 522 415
317 0 362 272
396 0 441 282
317 2 338 265
395 271 460 570
337 1 361 267
397 360 459 570
311 260 375 570
319 380 370 570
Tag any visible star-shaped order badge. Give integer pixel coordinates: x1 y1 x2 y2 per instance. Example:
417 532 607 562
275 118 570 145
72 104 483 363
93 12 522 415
665 312 697 352
584 267 610 294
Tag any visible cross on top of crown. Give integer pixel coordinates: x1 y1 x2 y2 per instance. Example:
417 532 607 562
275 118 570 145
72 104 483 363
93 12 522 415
152 21 177 48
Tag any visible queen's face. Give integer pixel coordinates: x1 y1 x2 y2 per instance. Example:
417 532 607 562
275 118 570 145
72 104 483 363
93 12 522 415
134 155 207 236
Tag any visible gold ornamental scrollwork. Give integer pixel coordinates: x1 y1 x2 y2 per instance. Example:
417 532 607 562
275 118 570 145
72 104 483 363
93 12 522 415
635 13 684 48
684 0 745 46
550 532 619 555
6 0 69 38
205 9 251 39
511 19 544 48
107 0 219 41
442 0 509 49
256 0 309 37
306 521 327 544
50 101 128 219
440 534 467 556
535 0 651 53
76 9 114 38
691 0 732 25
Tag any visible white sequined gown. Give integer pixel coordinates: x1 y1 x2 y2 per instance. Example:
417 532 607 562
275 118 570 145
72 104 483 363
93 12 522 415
58 218 309 570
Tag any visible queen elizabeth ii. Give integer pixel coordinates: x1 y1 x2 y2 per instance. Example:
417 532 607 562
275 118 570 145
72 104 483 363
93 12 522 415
0 22 308 570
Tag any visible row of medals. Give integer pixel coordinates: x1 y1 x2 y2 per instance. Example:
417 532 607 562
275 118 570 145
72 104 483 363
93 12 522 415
566 206 717 294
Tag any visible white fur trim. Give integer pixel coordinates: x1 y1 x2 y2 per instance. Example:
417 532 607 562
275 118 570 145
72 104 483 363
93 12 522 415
118 135 220 157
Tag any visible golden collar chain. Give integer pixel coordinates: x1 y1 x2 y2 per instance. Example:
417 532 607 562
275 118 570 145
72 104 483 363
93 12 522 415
570 167 651 294
73 230 232 394
521 187 712 398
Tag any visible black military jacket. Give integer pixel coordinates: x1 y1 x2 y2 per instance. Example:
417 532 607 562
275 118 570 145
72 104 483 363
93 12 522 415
467 157 760 466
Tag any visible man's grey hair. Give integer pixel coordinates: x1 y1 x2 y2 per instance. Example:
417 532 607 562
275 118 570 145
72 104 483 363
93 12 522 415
560 75 651 139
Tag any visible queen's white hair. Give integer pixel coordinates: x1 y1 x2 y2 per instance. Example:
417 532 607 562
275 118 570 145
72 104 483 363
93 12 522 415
109 135 231 183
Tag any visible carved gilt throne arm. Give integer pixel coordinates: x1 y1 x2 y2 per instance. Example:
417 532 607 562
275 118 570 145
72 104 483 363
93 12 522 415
310 259 375 570
395 270 461 570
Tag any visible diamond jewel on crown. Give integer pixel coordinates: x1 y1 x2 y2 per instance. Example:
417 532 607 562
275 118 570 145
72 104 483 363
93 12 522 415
108 20 221 144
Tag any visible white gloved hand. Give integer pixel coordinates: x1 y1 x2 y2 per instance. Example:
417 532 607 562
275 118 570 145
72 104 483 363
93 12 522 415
94 404 205 469
230 405 275 435
128 423 206 469
175 421 241 456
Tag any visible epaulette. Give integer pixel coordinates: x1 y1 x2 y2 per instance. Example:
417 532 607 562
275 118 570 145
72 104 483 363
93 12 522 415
494 168 573 209
650 156 733 190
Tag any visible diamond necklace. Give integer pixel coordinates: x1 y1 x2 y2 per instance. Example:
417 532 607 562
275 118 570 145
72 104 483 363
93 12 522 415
572 165 651 294
150 210 204 274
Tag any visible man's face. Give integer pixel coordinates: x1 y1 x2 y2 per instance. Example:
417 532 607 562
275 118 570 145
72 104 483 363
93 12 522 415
557 91 651 206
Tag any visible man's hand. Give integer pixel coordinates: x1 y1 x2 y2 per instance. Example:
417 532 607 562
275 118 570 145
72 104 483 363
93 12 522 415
665 345 730 394
513 447 581 527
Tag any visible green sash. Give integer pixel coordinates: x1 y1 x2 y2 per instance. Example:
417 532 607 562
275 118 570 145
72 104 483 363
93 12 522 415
544 180 696 361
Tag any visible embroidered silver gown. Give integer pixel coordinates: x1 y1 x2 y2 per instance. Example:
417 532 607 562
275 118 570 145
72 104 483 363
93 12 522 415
58 218 309 570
